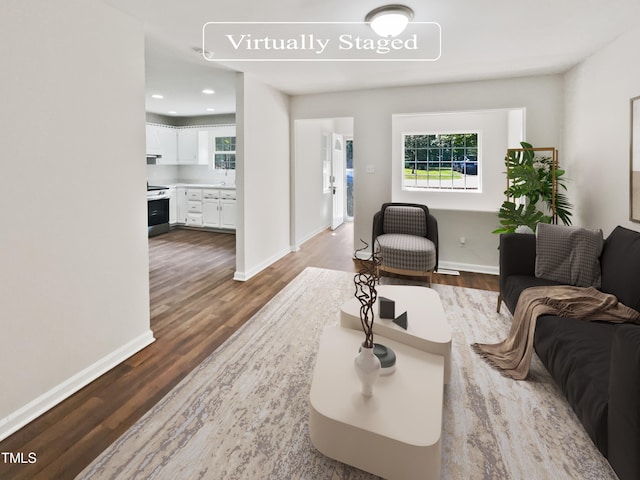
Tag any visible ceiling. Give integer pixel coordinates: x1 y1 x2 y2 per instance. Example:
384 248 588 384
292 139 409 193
101 0 640 117
144 37 237 117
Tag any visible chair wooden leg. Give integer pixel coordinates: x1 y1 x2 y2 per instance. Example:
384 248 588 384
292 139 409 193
496 294 502 313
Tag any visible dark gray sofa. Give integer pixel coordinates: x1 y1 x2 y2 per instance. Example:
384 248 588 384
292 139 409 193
498 226 640 480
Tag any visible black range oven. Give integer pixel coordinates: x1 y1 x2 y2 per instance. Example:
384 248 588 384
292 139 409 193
147 186 170 237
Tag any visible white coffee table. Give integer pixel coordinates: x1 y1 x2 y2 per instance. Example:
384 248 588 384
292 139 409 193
340 285 452 383
309 326 444 480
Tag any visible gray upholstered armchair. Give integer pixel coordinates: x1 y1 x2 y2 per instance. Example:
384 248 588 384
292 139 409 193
372 202 439 286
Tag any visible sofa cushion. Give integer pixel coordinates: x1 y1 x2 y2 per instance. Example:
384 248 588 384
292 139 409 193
608 324 640 480
376 233 436 271
534 316 615 456
600 226 640 312
535 223 604 288
501 274 562 314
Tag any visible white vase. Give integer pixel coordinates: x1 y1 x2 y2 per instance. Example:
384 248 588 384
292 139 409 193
354 344 381 397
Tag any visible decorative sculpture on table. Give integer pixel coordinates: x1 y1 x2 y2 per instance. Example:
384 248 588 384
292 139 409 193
379 296 395 319
353 240 382 397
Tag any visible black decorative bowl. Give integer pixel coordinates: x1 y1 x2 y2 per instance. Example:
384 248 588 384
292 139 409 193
373 343 396 375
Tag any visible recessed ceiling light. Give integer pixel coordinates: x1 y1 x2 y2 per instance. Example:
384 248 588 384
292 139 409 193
206 108 216 112
151 94 164 99
365 4 414 37
202 89 215 95
168 111 177 114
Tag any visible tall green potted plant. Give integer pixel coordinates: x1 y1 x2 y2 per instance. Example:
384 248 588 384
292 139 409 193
493 142 572 234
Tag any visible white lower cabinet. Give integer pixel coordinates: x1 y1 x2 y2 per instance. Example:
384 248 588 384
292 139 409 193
218 190 236 229
176 187 235 231
169 187 177 225
186 199 203 227
187 200 202 213
220 198 236 229
203 190 236 229
177 187 187 223
203 190 220 228
186 213 203 227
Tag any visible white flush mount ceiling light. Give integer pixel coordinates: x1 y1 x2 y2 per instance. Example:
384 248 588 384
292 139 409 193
151 94 164 99
202 89 215 95
365 4 414 38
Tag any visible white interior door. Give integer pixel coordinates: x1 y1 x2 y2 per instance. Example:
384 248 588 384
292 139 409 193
331 133 345 230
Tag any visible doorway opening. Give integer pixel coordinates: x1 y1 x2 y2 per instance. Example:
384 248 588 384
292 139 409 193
292 117 354 250
330 133 345 230
346 138 353 221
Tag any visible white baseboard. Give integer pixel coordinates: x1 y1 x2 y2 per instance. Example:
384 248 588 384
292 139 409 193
352 251 498 276
233 246 292 282
438 261 499 276
292 224 331 252
234 272 247 281
0 330 155 442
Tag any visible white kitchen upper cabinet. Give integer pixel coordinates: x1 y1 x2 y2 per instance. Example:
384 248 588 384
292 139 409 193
198 129 214 166
178 128 212 165
147 123 235 166
177 128 198 164
198 130 209 165
145 124 161 155
157 125 178 165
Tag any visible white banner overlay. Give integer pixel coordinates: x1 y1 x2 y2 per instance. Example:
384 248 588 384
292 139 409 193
202 22 441 62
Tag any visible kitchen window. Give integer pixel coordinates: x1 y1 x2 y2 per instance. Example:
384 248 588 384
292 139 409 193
214 136 236 170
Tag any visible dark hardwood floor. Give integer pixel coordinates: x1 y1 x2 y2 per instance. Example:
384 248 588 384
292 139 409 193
0 223 498 480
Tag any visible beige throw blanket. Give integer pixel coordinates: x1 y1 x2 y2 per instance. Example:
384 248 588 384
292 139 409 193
473 286 640 380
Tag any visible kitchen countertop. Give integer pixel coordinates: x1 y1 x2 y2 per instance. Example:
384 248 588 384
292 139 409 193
170 183 236 190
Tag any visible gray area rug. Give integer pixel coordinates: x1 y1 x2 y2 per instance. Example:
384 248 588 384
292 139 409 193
77 267 617 479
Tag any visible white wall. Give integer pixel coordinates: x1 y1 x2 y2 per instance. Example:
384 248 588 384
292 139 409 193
563 25 640 236
235 74 291 280
0 0 153 439
291 75 564 272
293 118 334 247
292 117 354 248
391 109 519 211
